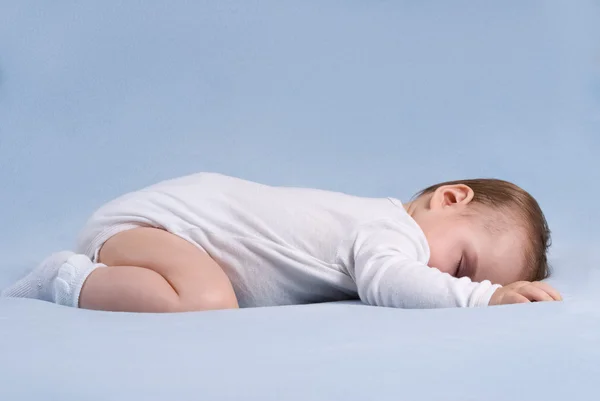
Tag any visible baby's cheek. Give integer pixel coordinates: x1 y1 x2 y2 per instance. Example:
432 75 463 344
427 255 453 275
432 264 456 276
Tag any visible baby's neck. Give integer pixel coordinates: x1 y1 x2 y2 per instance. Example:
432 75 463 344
402 200 419 218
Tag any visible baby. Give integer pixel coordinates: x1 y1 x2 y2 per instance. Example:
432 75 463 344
1 172 562 312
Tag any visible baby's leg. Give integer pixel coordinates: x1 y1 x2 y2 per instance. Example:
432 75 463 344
79 227 239 312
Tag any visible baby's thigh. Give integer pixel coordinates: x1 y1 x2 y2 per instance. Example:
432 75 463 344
98 227 238 306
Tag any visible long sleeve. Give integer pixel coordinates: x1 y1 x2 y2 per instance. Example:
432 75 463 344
348 219 501 308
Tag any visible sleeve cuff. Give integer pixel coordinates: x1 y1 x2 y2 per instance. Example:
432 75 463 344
475 283 502 307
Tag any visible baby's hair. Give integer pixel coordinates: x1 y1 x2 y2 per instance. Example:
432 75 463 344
414 179 551 282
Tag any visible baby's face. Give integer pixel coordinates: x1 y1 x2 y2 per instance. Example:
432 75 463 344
415 206 527 285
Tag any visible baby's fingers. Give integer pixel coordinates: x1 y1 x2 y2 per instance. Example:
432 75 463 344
517 284 554 302
507 293 530 304
530 281 563 301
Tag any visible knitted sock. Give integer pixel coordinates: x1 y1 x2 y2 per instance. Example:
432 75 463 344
1 251 105 307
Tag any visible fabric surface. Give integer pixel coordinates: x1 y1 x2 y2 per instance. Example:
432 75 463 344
1 295 599 401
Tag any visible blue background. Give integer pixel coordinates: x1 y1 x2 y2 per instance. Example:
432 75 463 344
1 1 598 281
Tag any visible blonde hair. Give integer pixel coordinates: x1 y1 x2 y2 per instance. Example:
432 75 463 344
415 179 551 281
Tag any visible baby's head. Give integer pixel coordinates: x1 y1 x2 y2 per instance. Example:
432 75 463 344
406 179 551 285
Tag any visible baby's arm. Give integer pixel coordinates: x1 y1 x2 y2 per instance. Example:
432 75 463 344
349 219 500 308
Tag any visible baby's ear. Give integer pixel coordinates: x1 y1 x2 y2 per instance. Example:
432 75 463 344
431 184 474 209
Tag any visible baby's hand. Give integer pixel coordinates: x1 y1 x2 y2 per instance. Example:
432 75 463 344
489 281 563 306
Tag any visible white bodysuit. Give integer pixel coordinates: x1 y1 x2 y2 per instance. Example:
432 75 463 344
76 172 500 308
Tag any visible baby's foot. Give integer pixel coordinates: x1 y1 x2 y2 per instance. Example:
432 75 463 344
1 251 76 301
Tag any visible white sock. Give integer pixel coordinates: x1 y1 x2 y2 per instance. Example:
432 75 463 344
1 251 105 307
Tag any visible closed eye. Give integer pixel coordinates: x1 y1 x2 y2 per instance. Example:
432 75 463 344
456 256 464 277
